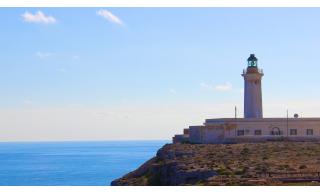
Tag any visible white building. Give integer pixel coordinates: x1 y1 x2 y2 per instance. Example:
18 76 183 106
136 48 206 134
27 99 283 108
173 54 320 144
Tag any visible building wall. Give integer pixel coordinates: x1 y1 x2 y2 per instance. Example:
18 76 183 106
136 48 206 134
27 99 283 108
187 118 320 144
227 119 320 138
202 125 225 144
189 126 204 144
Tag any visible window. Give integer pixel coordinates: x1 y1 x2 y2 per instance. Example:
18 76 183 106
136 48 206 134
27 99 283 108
237 130 244 136
254 130 262 135
290 129 297 136
271 127 281 135
307 129 313 136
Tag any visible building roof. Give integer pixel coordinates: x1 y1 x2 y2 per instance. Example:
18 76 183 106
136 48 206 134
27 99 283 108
205 118 320 124
247 54 258 61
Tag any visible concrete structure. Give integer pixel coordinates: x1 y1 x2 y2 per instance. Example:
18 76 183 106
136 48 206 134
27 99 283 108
173 54 320 144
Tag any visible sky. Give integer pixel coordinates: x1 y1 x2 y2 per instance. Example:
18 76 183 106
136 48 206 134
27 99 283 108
1 8 320 141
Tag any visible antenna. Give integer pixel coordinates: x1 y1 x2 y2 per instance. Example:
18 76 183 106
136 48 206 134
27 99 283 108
235 106 237 119
286 109 289 137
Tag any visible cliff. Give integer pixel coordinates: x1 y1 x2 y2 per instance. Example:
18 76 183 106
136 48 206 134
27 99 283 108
111 142 320 186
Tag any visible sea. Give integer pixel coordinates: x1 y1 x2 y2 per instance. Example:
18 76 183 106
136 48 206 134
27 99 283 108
0 140 169 186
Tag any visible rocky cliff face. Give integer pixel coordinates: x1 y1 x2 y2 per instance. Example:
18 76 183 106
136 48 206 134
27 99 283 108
111 144 217 186
111 142 320 186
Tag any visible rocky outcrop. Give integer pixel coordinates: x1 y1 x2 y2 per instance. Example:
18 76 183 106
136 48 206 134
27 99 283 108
111 142 320 186
111 144 217 186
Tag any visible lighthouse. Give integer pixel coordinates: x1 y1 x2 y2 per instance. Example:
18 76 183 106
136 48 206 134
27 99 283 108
173 53 320 144
242 54 264 118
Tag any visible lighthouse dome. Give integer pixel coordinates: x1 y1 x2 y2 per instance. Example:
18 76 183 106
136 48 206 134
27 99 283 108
247 54 258 68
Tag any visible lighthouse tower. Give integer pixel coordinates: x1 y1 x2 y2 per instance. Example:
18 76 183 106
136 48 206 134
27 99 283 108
242 54 264 118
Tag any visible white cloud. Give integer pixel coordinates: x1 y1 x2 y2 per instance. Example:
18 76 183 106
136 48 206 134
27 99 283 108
72 55 80 60
22 11 56 24
200 82 214 90
200 82 233 92
97 9 124 26
57 68 67 73
23 99 33 105
36 52 54 59
214 82 233 92
169 89 177 95
94 111 130 120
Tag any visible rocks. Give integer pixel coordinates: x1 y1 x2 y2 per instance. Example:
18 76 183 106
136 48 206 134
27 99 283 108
111 157 157 186
111 141 320 186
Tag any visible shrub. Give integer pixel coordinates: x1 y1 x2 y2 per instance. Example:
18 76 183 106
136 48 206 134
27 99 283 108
241 148 250 155
299 165 307 169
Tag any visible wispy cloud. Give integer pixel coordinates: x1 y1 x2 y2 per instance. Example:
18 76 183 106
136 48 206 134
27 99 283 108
72 55 80 60
22 11 56 24
36 52 54 59
215 82 233 92
97 9 124 26
94 111 130 120
200 82 214 90
169 89 177 95
56 68 67 73
200 82 233 92
23 99 33 105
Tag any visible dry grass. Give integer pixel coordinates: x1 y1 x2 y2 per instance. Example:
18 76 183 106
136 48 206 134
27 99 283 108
113 141 320 185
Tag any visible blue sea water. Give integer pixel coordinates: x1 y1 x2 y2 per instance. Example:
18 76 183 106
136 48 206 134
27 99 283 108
0 140 168 186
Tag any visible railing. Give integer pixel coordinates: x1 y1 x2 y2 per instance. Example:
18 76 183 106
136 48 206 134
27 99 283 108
243 68 263 74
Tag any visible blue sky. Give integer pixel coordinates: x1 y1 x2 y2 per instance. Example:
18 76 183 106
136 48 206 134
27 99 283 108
1 8 320 141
